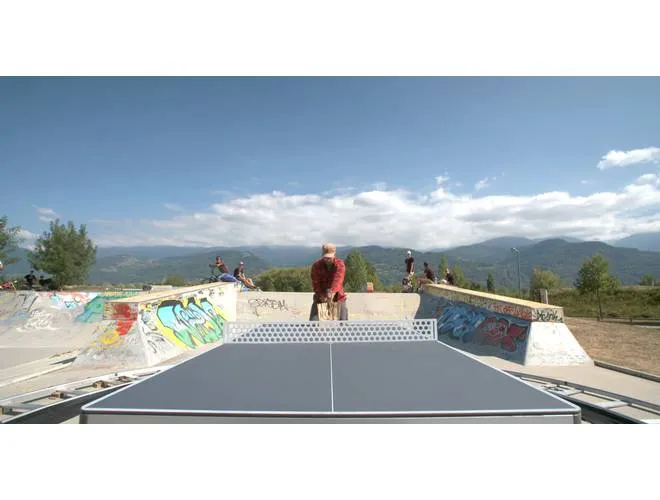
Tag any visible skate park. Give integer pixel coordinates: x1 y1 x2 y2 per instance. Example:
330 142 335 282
1 282 658 423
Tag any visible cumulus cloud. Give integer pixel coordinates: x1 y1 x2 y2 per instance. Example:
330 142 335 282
33 206 58 222
475 177 494 191
597 147 660 170
89 173 660 250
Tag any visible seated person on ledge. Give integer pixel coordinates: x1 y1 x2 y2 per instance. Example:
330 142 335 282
215 256 240 283
233 261 257 290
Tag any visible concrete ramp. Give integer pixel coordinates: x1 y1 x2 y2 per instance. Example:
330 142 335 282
237 288 591 367
417 285 592 366
0 290 140 350
237 292 420 321
74 282 239 368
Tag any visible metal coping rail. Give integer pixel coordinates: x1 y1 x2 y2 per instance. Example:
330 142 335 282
505 370 660 424
0 366 172 424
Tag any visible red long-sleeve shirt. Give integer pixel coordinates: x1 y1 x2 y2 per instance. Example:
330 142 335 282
311 257 347 303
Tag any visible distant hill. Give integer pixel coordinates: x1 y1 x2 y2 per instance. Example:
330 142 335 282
610 232 660 252
4 236 660 288
88 249 271 285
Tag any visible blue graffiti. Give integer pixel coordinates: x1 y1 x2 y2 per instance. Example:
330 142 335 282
437 304 486 343
156 298 225 349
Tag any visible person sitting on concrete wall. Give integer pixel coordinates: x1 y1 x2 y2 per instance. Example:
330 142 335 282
309 243 348 321
233 261 258 290
443 268 455 286
417 262 437 287
215 256 241 284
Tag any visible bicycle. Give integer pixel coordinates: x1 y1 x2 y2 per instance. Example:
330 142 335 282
205 264 222 284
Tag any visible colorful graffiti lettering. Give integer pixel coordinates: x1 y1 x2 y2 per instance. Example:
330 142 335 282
75 293 136 323
48 292 94 311
428 287 563 323
105 302 137 321
421 295 530 358
435 304 485 343
75 296 107 323
156 297 227 349
91 320 136 348
473 318 528 352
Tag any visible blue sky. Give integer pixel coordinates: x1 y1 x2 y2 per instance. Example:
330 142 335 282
1 77 659 249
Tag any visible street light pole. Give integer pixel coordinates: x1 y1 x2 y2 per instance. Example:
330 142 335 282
511 247 521 299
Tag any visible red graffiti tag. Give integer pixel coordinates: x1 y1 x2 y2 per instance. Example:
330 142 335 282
107 302 137 321
116 320 134 336
474 318 528 352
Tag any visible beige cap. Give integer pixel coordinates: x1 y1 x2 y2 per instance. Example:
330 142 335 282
322 242 336 258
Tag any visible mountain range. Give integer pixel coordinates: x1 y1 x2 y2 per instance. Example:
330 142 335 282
4 234 660 288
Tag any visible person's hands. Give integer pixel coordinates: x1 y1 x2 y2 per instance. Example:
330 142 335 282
326 290 335 302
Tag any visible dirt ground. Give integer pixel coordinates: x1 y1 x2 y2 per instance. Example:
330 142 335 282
565 317 660 377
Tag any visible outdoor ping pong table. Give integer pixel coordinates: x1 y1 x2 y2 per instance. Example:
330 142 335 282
80 320 581 424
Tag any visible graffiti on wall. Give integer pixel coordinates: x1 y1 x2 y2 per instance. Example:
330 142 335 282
155 296 228 350
75 293 135 323
104 302 138 321
138 304 178 357
248 297 289 317
424 295 530 358
90 320 136 348
427 287 563 323
48 292 95 311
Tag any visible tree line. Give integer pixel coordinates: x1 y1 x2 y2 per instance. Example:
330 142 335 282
0 213 653 318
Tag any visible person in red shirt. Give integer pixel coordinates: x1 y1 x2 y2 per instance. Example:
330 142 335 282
309 242 348 321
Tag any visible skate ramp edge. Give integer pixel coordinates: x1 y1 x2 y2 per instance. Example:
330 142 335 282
74 282 239 368
418 284 592 367
236 291 421 321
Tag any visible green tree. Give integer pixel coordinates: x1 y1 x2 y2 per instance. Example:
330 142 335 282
452 264 469 288
640 275 656 286
574 254 619 319
530 267 560 298
438 255 449 279
165 274 186 286
364 259 382 290
344 250 370 292
28 219 97 286
255 267 312 292
0 216 23 270
486 273 495 293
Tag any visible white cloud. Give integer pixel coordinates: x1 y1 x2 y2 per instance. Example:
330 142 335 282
435 175 450 185
475 177 492 191
633 173 660 186
372 182 387 191
89 175 660 250
33 206 58 222
597 147 660 170
163 203 184 212
581 180 590 185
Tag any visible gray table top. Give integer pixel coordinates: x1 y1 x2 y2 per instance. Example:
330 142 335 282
83 340 577 417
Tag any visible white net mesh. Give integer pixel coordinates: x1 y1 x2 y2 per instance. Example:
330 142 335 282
224 320 437 344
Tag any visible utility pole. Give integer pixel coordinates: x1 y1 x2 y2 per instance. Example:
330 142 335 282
511 247 521 299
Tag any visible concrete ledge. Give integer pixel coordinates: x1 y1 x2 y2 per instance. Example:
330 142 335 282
418 291 591 367
422 284 564 323
76 283 239 368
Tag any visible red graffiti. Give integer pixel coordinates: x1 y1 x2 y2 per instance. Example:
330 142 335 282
116 320 134 336
474 318 528 352
106 302 137 321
